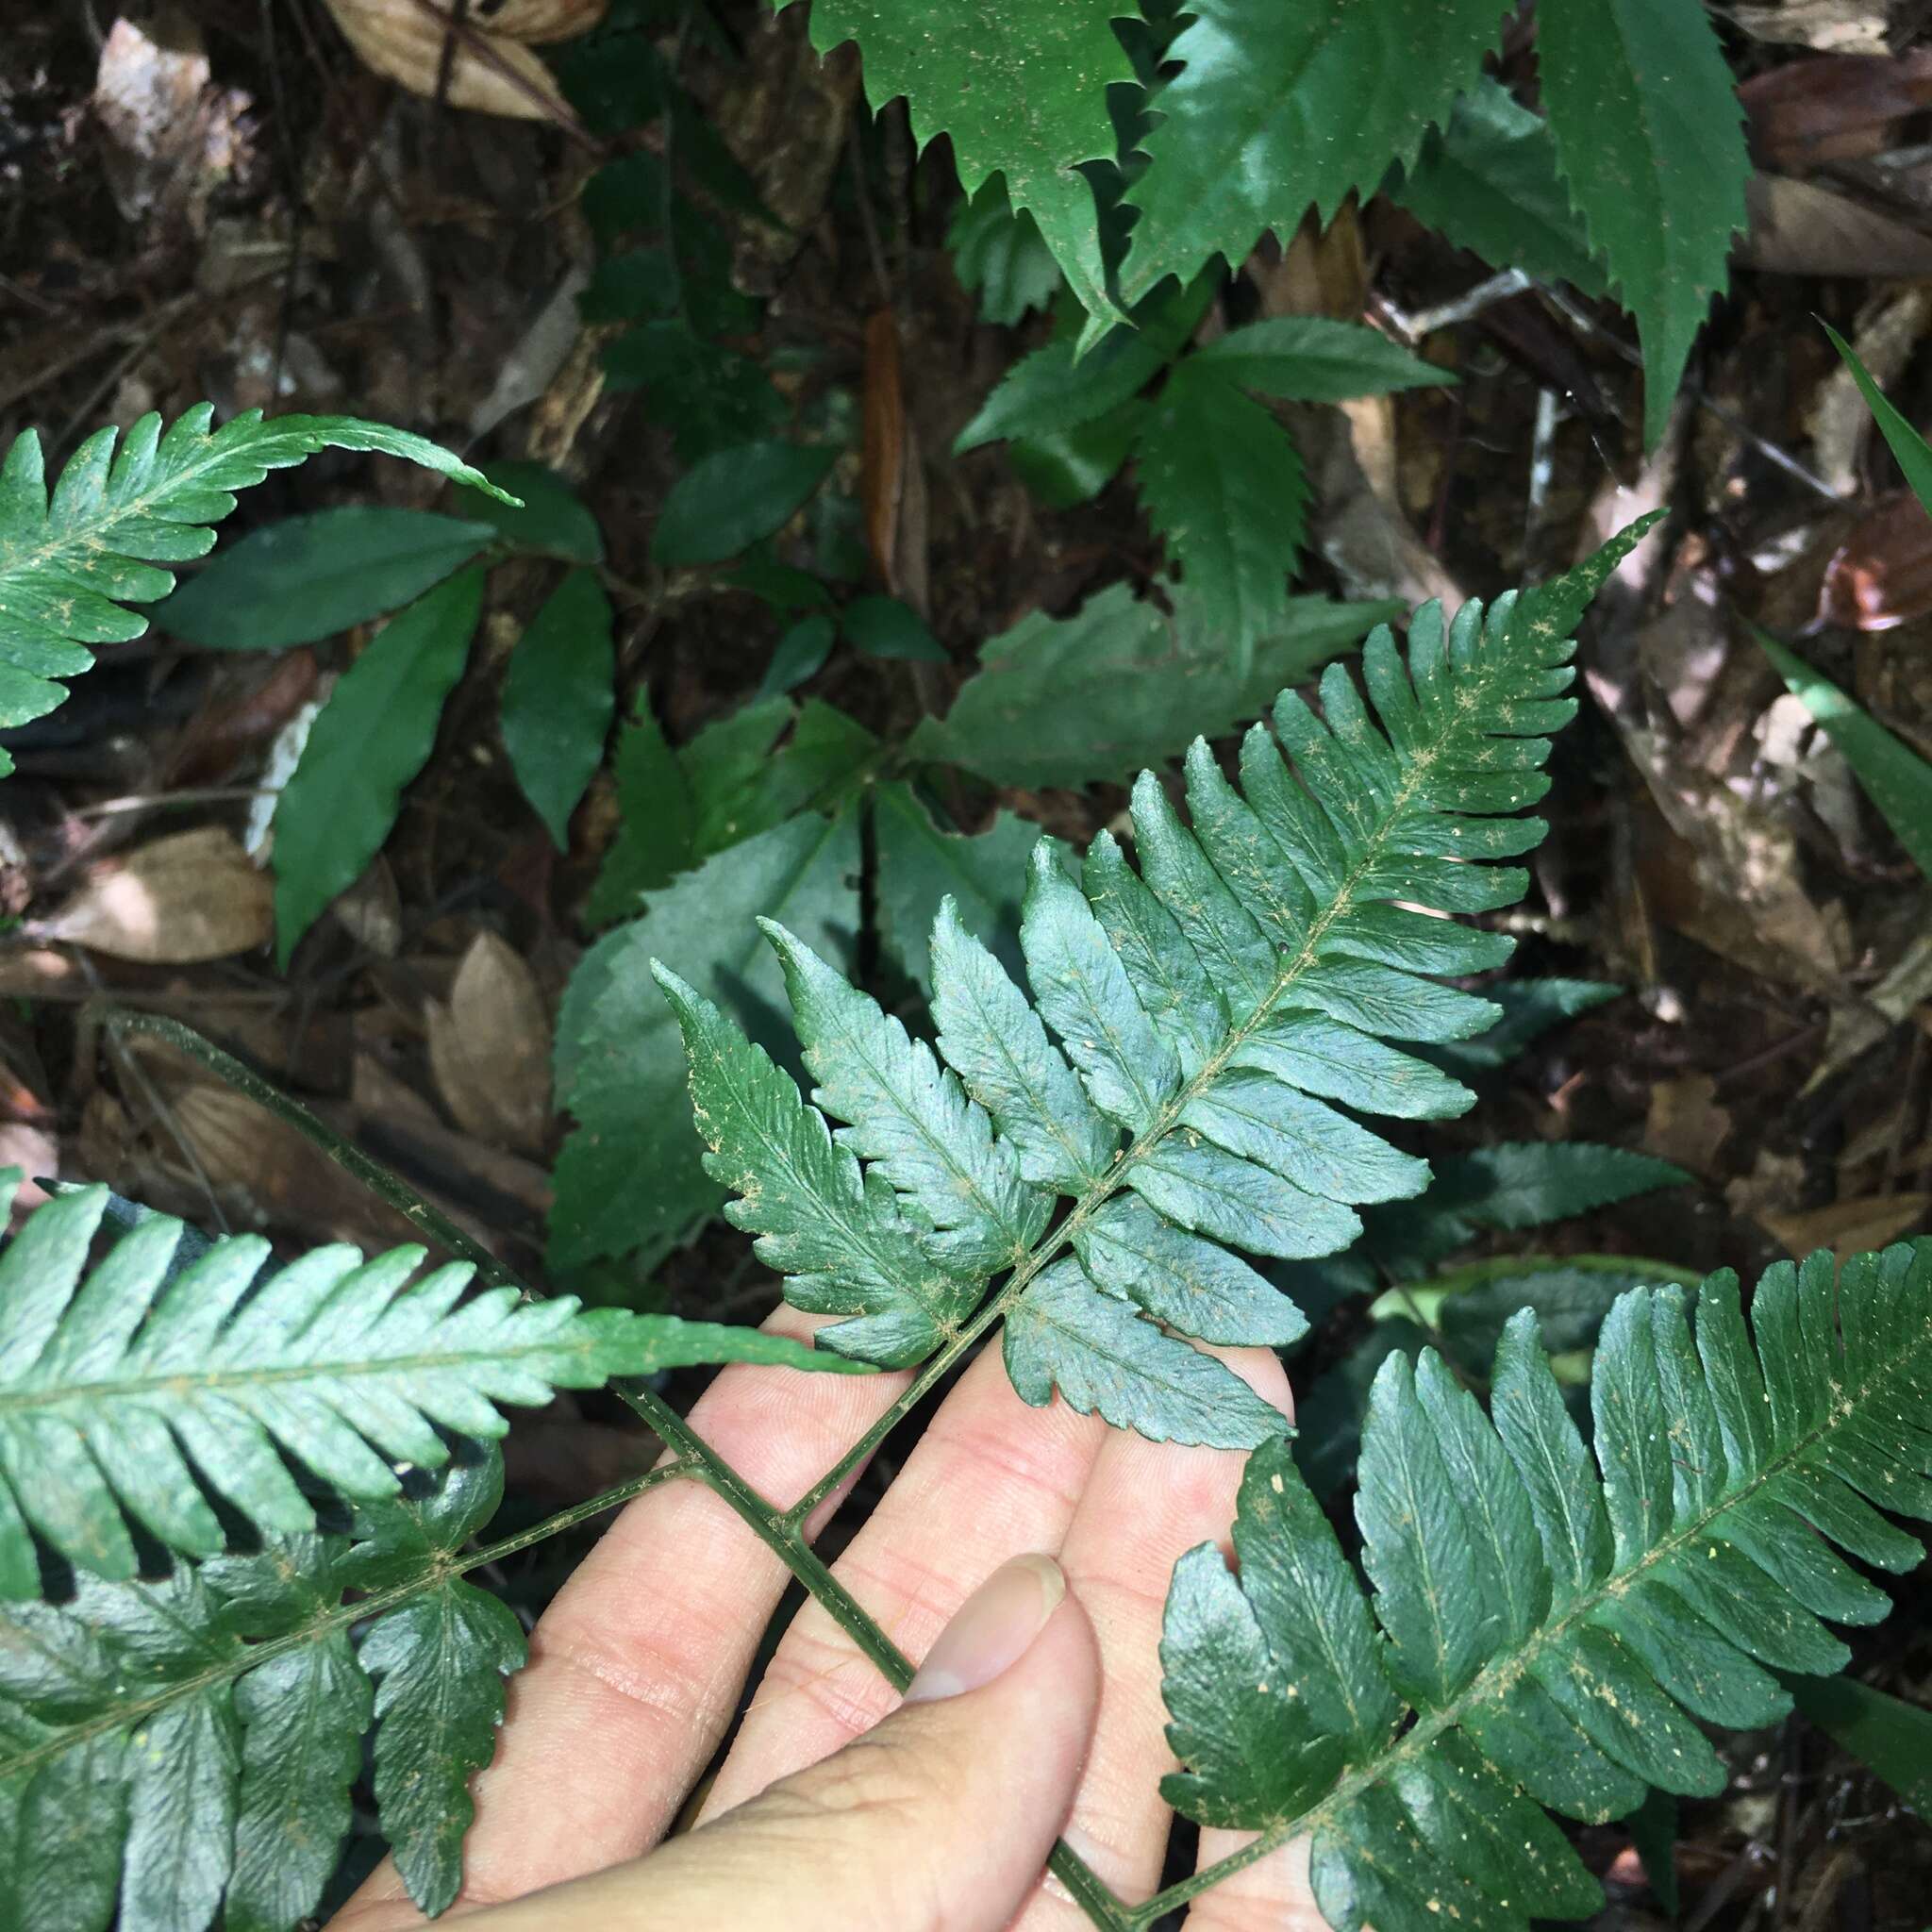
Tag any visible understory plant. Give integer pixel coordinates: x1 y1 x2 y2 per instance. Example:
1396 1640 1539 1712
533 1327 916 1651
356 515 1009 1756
6 499 1932 1932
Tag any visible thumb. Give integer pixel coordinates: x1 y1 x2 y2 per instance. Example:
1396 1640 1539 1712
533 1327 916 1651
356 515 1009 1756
475 1554 1101 1932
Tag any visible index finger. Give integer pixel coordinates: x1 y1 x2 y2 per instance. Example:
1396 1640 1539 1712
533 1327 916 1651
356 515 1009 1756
333 1307 911 1926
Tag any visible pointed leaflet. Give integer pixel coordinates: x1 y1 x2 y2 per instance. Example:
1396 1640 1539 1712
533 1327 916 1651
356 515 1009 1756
670 529 1653 1439
272 568 483 963
1120 0 1508 304
1134 361 1309 669
1538 0 1748 448
1389 77 1608 295
0 1181 859 1589
0 406 510 757
761 920 1048 1272
1003 1259 1287 1450
149 508 492 651
907 580 1390 791
1161 1240 1932 1932
0 1458 525 1932
501 567 616 849
778 0 1129 320
654 966 977 1367
1756 626 1932 878
551 807 858 1273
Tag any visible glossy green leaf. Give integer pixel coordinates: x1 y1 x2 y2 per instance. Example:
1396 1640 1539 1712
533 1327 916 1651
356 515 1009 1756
669 525 1657 1437
580 688 697 926
1538 0 1748 447
871 783 1035 993
782 0 1130 319
453 459 604 562
551 808 860 1274
1119 0 1507 304
1757 626 1932 878
150 508 493 650
501 568 616 848
756 611 836 700
947 175 1062 326
1134 362 1309 667
1788 1673 1932 1809
1389 78 1608 294
1191 318 1454 402
907 580 1393 790
651 441 837 566
0 1457 537 1931
1161 1240 1932 1932
271 569 481 964
1824 321 1932 515
841 595 948 661
1004 1259 1288 1448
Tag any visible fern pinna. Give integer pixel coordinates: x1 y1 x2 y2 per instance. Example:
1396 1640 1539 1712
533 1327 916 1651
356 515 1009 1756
658 516 1663 1446
1159 1239 1932 1930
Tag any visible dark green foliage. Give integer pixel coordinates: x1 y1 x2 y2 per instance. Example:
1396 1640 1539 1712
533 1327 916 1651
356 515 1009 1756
0 1458 524 1932
1161 1241 1932 1932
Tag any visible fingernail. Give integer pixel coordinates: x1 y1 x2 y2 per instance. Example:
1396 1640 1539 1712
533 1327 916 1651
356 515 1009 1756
902 1553 1066 1704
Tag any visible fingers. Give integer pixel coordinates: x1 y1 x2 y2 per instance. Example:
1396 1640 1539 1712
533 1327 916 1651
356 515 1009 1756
334 1308 912 1927
698 1336 1107 1816
465 1557 1101 1932
1184 1834 1326 1932
1013 1345 1295 1929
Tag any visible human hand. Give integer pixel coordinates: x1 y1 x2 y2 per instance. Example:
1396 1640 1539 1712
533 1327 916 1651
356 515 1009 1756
331 1312 1322 1931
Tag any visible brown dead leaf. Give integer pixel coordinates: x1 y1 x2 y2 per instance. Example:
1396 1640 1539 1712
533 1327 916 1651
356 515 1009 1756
324 0 581 124
1739 174 1932 276
1725 1 1890 54
856 306 934 619
426 932 552 1155
1741 51 1932 170
1644 1074 1734 1176
40 826 273 963
1819 491 1932 629
475 0 609 43
169 651 321 788
1759 1191 1929 1258
93 8 251 233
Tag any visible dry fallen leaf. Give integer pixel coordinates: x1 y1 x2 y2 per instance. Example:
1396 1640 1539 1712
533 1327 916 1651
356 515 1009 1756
1819 491 1932 629
1759 1191 1930 1259
1726 1 1890 54
426 931 552 1155
1740 173 1932 276
475 0 609 43
324 0 580 123
1644 1074 1734 1176
40 826 273 963
1741 51 1932 170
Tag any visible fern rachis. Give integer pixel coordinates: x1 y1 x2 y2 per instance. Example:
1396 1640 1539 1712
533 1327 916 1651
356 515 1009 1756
661 516 1663 1447
1159 1241 1932 1929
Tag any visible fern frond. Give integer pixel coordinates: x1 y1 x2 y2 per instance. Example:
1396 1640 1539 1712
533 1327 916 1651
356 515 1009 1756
1160 1240 1932 1931
0 1457 518 1932
658 516 1661 1445
0 1182 863 1596
0 407 510 766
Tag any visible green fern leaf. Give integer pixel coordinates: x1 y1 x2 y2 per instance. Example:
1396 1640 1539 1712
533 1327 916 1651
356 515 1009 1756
1537 0 1748 448
1119 0 1508 305
777 0 1130 320
0 407 509 771
0 1182 862 1594
661 516 1660 1441
0 1457 525 1932
1161 1240 1932 1931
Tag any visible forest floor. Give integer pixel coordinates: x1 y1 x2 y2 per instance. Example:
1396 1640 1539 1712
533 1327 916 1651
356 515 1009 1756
4 1 1932 1924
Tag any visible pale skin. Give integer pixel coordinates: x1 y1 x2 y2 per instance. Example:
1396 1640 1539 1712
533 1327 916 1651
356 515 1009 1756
331 1310 1324 1932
